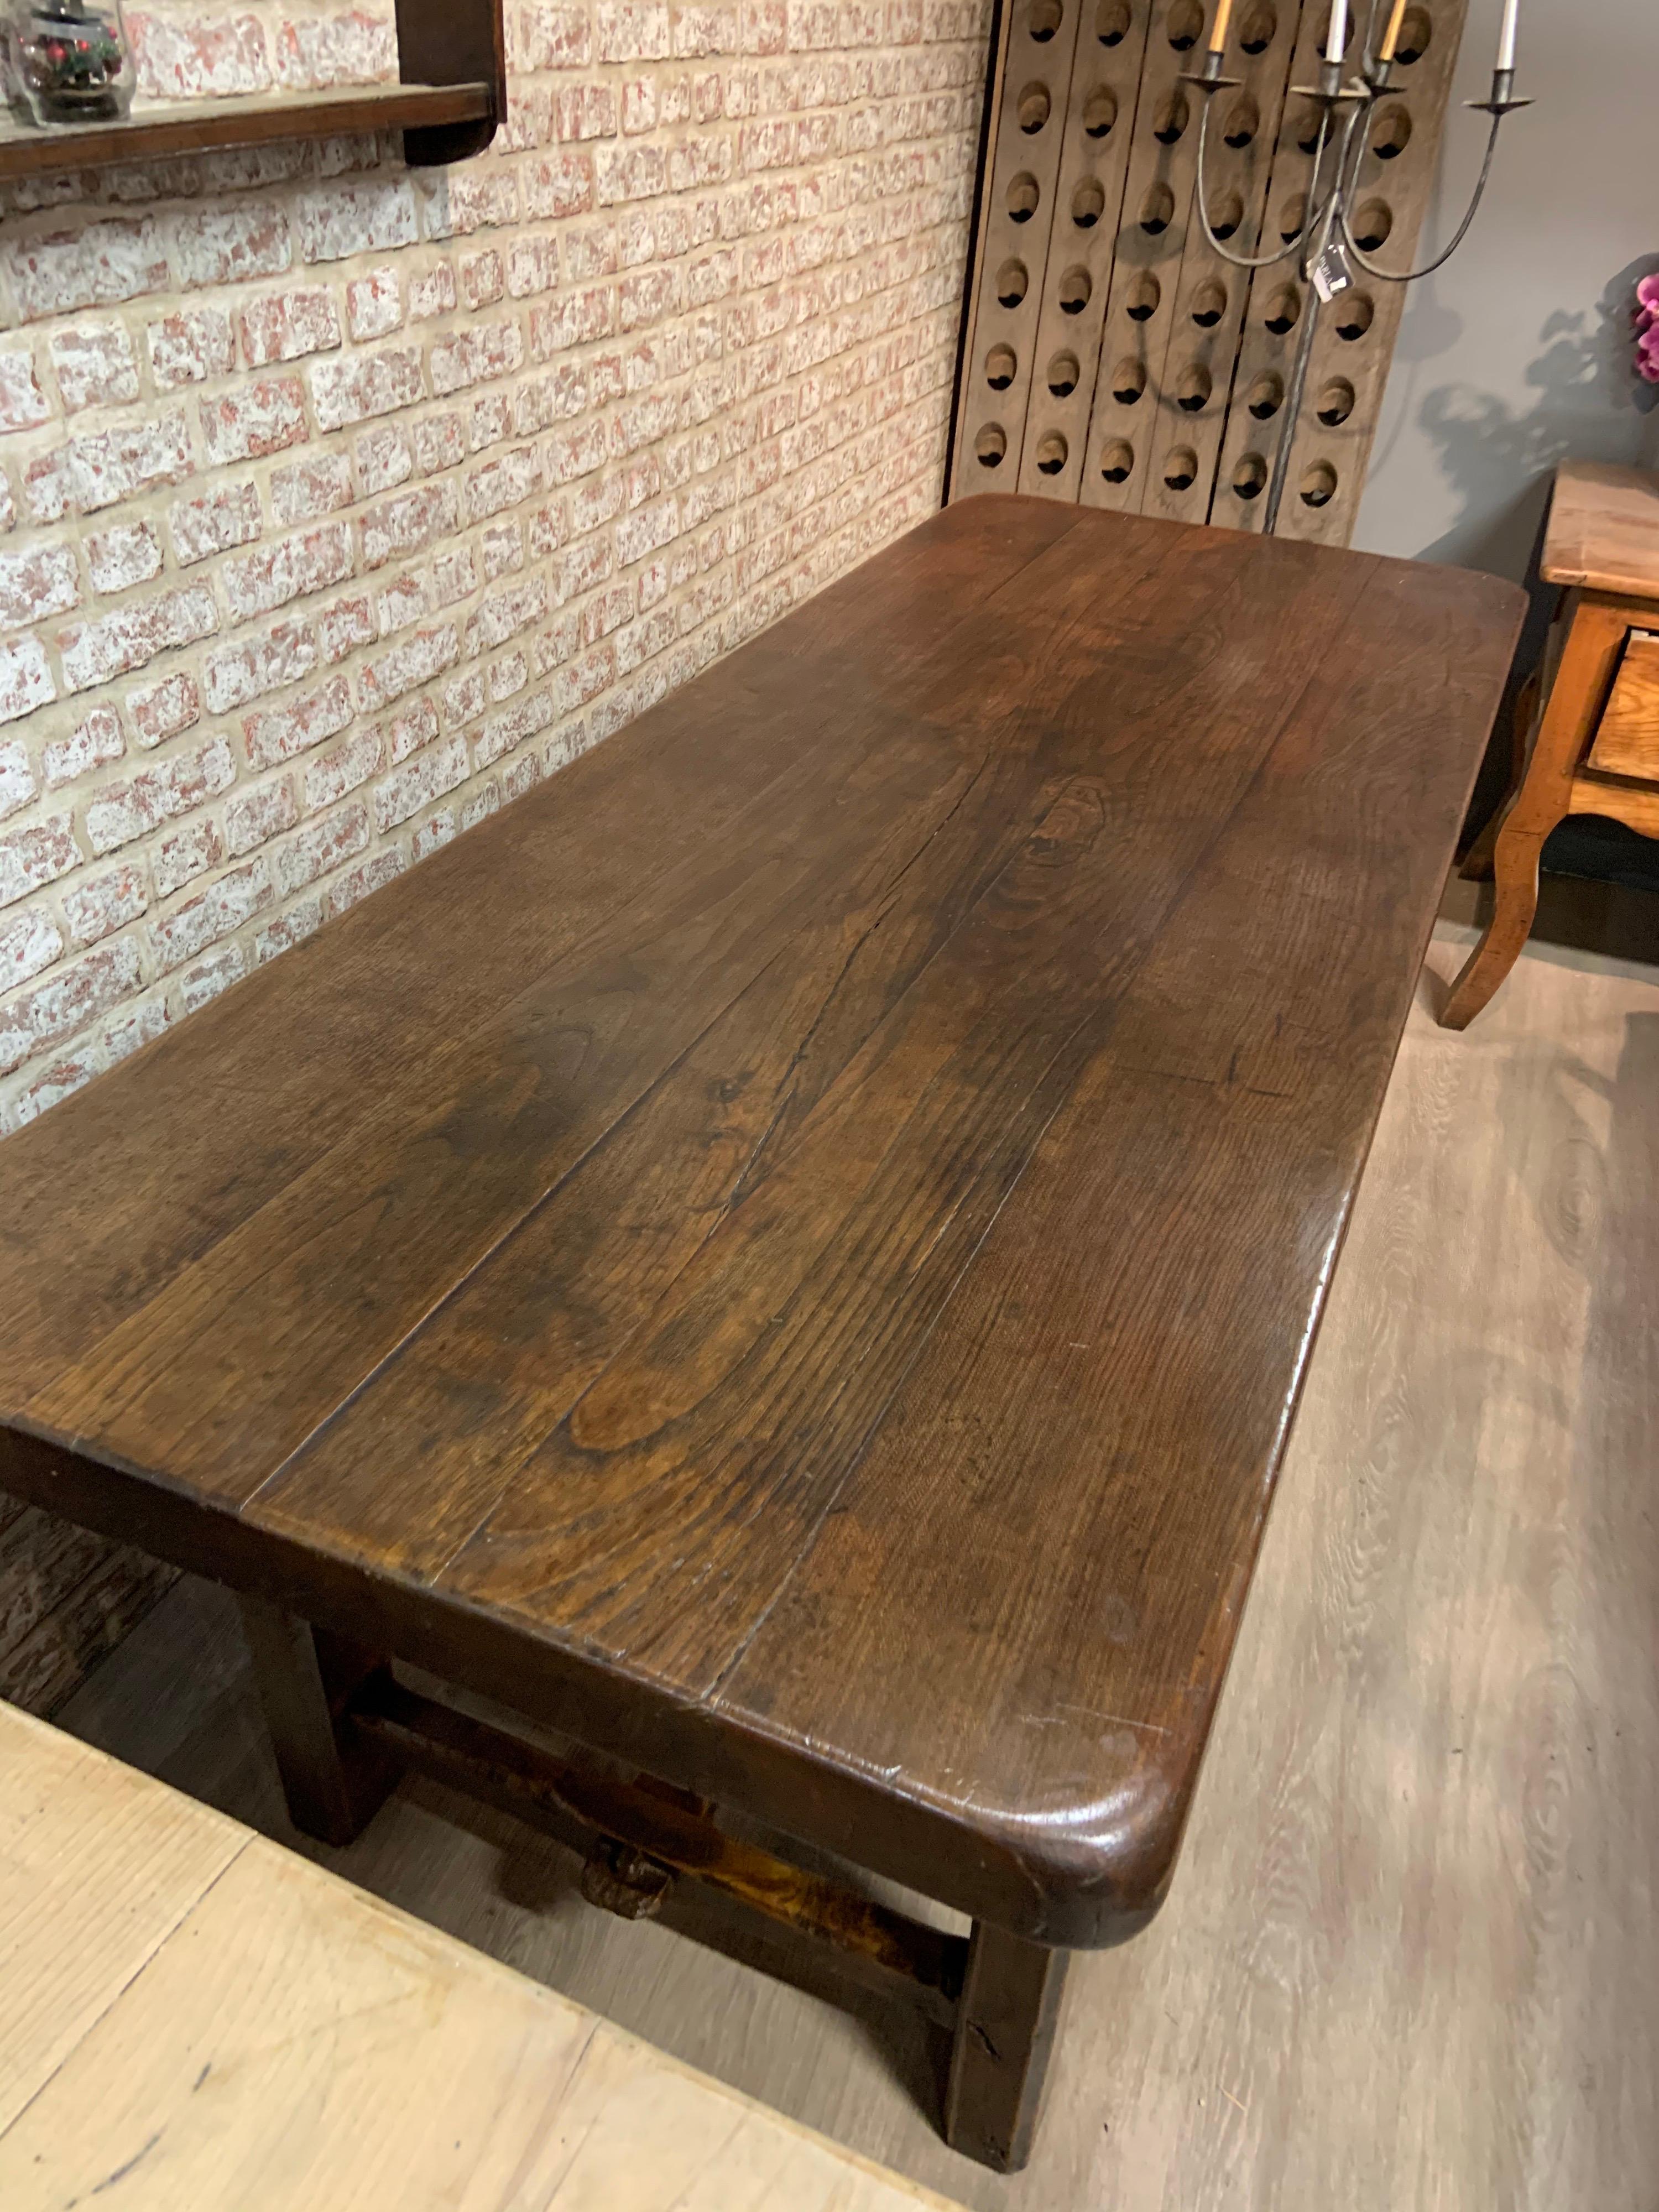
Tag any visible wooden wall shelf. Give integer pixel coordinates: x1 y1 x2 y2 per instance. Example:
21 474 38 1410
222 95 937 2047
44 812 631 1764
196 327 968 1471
0 0 504 176
0 83 492 181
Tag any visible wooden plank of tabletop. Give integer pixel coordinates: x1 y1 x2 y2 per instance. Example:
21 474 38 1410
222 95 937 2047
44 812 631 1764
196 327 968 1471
1542 458 1659 600
0 1706 958 2212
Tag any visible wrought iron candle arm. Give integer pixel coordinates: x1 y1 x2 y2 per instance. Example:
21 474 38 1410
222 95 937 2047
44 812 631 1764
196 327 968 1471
1182 41 1531 533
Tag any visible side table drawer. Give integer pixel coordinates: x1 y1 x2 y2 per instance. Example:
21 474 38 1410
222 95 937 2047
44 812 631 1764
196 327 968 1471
1587 630 1659 779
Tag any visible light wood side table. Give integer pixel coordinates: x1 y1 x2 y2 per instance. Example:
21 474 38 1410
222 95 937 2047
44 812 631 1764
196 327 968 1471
1442 460 1659 1029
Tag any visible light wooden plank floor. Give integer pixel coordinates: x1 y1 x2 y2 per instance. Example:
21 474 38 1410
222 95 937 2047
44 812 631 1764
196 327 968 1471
55 910 1659 2210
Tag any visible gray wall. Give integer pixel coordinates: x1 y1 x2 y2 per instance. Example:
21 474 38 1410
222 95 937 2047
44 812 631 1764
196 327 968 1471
1353 0 1659 579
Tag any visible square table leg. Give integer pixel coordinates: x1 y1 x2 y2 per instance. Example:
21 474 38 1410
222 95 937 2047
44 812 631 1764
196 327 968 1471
237 1597 397 1846
943 1922 1070 2173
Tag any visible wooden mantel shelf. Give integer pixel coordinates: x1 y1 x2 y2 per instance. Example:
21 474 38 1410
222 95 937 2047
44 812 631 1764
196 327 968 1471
0 82 494 181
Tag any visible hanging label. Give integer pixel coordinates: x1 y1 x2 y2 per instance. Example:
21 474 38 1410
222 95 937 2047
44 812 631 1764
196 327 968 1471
1311 239 1354 304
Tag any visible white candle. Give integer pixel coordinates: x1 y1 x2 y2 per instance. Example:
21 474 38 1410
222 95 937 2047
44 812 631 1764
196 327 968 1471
1496 0 1520 72
1324 0 1348 62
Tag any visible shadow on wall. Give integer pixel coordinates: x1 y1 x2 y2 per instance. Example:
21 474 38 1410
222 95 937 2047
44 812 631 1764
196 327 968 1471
1409 254 1659 578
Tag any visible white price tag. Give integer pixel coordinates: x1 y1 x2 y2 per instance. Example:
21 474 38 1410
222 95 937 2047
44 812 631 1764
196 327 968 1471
1311 240 1354 304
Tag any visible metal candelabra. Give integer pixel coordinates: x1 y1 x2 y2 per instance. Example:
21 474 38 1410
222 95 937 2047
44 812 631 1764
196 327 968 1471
1182 17 1531 533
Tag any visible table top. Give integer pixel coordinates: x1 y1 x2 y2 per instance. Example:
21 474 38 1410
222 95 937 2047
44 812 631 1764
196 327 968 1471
1543 458 1659 600
0 499 1522 1947
0 1700 956 2210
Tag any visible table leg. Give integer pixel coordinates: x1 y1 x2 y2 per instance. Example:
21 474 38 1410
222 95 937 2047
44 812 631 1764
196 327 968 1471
1441 598 1629 1031
237 1597 396 1846
943 1922 1069 2173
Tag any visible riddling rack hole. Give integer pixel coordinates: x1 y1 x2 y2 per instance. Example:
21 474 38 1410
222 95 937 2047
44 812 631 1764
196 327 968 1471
1058 265 1092 313
1126 270 1161 320
976 423 1009 467
1030 0 1062 40
1298 460 1338 507
1095 0 1129 41
997 258 1030 307
1315 376 1355 425
1100 438 1135 483
1047 350 1081 395
1166 0 1203 49
1009 173 1041 222
1335 292 1375 340
1083 85 1119 136
1018 82 1052 131
1232 452 1268 499
985 345 1018 389
1035 430 1069 474
1164 445 1199 491
1111 356 1148 404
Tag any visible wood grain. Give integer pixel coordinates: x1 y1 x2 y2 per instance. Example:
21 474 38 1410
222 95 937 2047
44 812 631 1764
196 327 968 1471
1584 632 1659 780
50 908 1659 2209
1542 457 1659 599
0 502 1521 1963
0 1703 958 2212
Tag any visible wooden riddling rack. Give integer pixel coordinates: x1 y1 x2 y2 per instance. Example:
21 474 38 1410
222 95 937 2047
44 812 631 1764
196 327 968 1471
949 0 1468 544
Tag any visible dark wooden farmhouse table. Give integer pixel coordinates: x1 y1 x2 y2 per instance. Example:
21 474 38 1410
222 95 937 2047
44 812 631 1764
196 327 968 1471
0 499 1521 2171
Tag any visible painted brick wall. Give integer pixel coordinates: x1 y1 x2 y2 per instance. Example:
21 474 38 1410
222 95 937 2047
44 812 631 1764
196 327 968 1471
0 0 989 1135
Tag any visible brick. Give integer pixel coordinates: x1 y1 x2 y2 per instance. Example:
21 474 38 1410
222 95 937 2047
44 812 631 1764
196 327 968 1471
354 421 414 494
0 940 140 1077
360 482 457 570
254 898 322 963
442 669 485 727
477 686 554 766
179 943 247 1011
0 638 57 726
1 905 63 988
302 726 380 810
346 268 402 340
407 265 457 321
6 222 168 322
148 309 238 389
0 740 36 822
149 858 272 973
466 446 540 522
129 11 272 96
0 812 78 909
153 817 223 899
221 522 353 621
66 411 194 513
330 848 403 914
482 521 524 580
62 861 148 945
200 377 307 463
429 321 525 398
424 171 521 241
272 452 353 524
412 808 457 860
309 345 423 432
556 82 618 139
42 706 126 791
103 994 170 1065
85 519 164 596
507 234 560 298
225 777 299 855
316 595 375 662
374 728 468 828
0 541 80 628
243 673 354 769
240 285 342 366
597 0 671 58
529 287 617 357
295 179 418 263
170 481 264 566
84 737 236 855
173 201 291 289
356 624 458 710
271 797 369 895
49 323 139 413
58 583 218 693
128 669 202 747
385 696 440 763
513 2 591 67
461 248 505 310
0 349 50 431
275 8 397 87
525 153 596 221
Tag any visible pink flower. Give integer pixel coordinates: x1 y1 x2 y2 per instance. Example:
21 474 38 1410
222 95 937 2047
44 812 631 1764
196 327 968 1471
1638 272 1659 317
